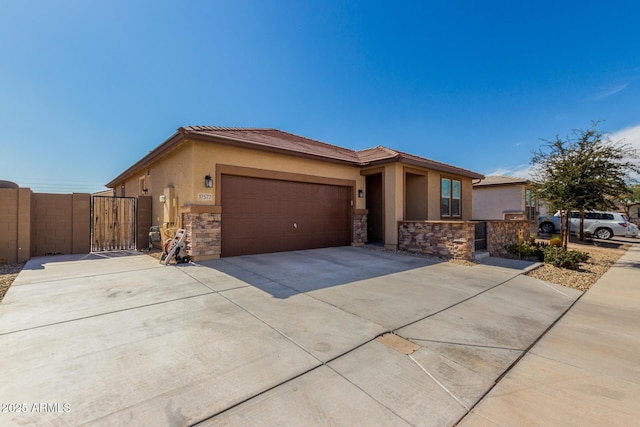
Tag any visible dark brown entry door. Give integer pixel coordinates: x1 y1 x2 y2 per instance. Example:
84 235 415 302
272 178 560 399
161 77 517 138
221 175 351 257
366 173 383 242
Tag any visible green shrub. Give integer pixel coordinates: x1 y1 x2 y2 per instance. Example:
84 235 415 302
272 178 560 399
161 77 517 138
504 240 548 261
543 247 589 270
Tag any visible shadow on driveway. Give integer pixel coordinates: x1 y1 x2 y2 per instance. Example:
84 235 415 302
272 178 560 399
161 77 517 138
191 246 441 298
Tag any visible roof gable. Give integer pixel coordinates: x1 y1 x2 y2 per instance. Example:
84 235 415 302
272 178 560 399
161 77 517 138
182 126 360 163
107 126 484 187
474 175 529 187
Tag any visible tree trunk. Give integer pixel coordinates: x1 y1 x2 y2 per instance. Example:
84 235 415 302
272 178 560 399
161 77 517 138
564 213 570 250
579 210 585 241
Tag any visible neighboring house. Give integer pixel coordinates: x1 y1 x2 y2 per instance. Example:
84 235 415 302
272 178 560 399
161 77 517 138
473 175 543 221
107 126 483 260
92 189 115 197
624 203 640 224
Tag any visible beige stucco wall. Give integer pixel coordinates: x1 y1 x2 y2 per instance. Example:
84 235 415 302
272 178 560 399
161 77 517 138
473 185 524 220
190 140 365 210
462 176 473 220
118 142 195 226
368 164 474 250
113 138 476 252
116 139 365 228
405 172 427 220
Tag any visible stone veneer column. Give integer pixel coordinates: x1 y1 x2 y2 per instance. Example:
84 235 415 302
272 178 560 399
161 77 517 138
486 220 533 257
352 209 368 245
181 206 221 261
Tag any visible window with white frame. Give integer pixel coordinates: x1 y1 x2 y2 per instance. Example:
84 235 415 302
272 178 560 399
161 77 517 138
441 177 461 217
525 189 536 220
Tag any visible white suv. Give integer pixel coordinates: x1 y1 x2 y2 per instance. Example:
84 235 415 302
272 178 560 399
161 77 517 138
538 211 630 240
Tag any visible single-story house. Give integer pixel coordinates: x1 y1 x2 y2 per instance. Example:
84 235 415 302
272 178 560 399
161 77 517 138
107 126 483 260
472 175 546 222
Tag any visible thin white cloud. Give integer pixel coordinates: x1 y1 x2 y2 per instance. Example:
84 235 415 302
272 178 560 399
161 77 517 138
484 164 533 179
609 123 640 152
589 83 628 101
609 123 640 181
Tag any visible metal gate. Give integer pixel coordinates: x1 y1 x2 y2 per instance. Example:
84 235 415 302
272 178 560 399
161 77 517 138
91 196 137 251
475 221 487 251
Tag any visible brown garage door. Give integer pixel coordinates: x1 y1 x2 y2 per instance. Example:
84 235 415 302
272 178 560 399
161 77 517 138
221 175 351 257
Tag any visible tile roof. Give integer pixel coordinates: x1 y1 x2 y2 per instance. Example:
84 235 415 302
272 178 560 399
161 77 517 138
474 175 529 187
356 146 401 163
182 126 360 163
355 146 483 178
107 126 484 187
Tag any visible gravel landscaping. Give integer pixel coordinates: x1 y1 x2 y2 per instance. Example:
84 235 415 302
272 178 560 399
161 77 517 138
0 264 23 303
525 237 631 291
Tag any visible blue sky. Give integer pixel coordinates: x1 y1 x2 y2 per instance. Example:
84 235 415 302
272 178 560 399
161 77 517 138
2 0 640 193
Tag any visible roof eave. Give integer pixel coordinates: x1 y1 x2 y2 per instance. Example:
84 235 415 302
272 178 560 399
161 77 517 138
398 157 484 179
184 129 358 166
106 131 185 188
107 127 485 186
473 179 530 187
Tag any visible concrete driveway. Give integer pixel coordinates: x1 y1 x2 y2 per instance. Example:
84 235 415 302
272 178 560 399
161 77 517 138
0 247 581 426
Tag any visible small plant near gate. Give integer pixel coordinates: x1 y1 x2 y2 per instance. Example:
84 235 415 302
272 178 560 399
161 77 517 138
505 236 590 269
504 239 548 261
543 246 590 270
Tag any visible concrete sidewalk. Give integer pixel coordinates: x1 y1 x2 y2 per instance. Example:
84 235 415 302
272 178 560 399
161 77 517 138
460 245 640 426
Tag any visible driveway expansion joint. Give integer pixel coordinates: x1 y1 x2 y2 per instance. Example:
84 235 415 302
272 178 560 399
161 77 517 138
206 258 379 328
12 265 163 287
406 338 526 352
534 278 577 298
174 265 251 293
325 364 417 427
0 291 216 337
408 353 469 410
391 274 519 334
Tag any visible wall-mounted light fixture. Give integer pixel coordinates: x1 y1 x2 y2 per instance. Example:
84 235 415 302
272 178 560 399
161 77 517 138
357 189 364 198
204 175 213 188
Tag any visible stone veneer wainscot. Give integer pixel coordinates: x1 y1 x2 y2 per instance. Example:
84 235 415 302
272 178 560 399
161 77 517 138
398 220 476 261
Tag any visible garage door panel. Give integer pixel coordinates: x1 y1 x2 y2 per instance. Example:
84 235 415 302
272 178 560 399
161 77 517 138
223 218 253 239
221 175 351 257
